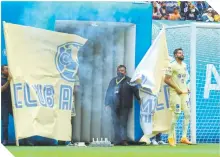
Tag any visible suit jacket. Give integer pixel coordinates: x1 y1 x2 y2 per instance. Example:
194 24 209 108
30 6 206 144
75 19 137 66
105 75 140 109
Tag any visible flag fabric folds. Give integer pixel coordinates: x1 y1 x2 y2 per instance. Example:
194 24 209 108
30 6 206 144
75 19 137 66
3 22 87 141
131 28 171 136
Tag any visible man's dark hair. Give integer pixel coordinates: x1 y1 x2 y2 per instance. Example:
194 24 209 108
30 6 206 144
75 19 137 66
1 64 7 72
117 65 126 71
173 48 183 56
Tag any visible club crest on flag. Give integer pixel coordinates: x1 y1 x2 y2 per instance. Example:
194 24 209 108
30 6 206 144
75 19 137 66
55 42 83 82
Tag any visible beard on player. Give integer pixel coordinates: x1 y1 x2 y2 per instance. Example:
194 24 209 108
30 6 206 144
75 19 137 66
177 55 184 61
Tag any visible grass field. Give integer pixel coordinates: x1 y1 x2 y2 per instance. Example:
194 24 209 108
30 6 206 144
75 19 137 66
6 144 219 157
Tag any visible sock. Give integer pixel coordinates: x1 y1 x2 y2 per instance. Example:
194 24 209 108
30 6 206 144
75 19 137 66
168 113 180 138
182 108 190 138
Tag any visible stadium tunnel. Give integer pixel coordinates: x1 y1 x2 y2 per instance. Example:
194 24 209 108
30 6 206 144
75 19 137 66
55 20 136 142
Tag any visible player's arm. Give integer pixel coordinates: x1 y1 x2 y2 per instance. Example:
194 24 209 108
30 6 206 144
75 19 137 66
164 75 176 89
165 75 184 95
164 74 180 90
164 75 183 95
186 66 190 93
164 65 183 95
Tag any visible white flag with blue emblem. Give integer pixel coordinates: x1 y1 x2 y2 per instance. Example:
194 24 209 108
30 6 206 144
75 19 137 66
131 28 169 95
131 28 170 136
3 22 87 142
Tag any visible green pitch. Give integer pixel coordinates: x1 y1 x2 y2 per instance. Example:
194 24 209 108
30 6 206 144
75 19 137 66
6 144 219 157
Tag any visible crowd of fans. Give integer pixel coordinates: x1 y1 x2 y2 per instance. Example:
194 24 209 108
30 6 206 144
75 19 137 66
152 1 220 22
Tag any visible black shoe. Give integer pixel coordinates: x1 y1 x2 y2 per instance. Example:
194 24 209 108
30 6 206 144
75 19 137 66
58 141 66 145
121 140 129 146
113 141 121 146
24 139 34 146
2 140 8 146
26 140 34 146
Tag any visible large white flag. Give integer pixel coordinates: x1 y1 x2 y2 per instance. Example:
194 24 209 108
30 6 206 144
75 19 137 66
131 28 170 136
3 22 87 142
131 28 170 96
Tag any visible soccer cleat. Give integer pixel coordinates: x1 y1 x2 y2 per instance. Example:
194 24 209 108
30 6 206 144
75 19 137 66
158 140 168 145
168 138 176 147
121 140 129 146
151 139 159 145
67 142 74 146
144 137 151 145
180 137 192 145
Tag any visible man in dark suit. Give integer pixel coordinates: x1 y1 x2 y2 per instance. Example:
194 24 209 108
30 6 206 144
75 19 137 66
105 65 140 146
1 65 34 146
1 65 12 145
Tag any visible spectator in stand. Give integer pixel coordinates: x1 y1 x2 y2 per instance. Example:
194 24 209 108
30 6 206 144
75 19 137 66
187 1 193 9
180 1 189 18
155 1 162 8
213 11 220 22
151 1 217 23
204 2 211 10
202 9 214 22
152 2 162 20
169 7 181 20
165 1 179 14
195 1 209 20
195 1 207 14
185 5 199 20
160 2 169 20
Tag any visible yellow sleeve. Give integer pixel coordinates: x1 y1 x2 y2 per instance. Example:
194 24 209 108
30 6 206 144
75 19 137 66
214 15 220 22
165 63 173 76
